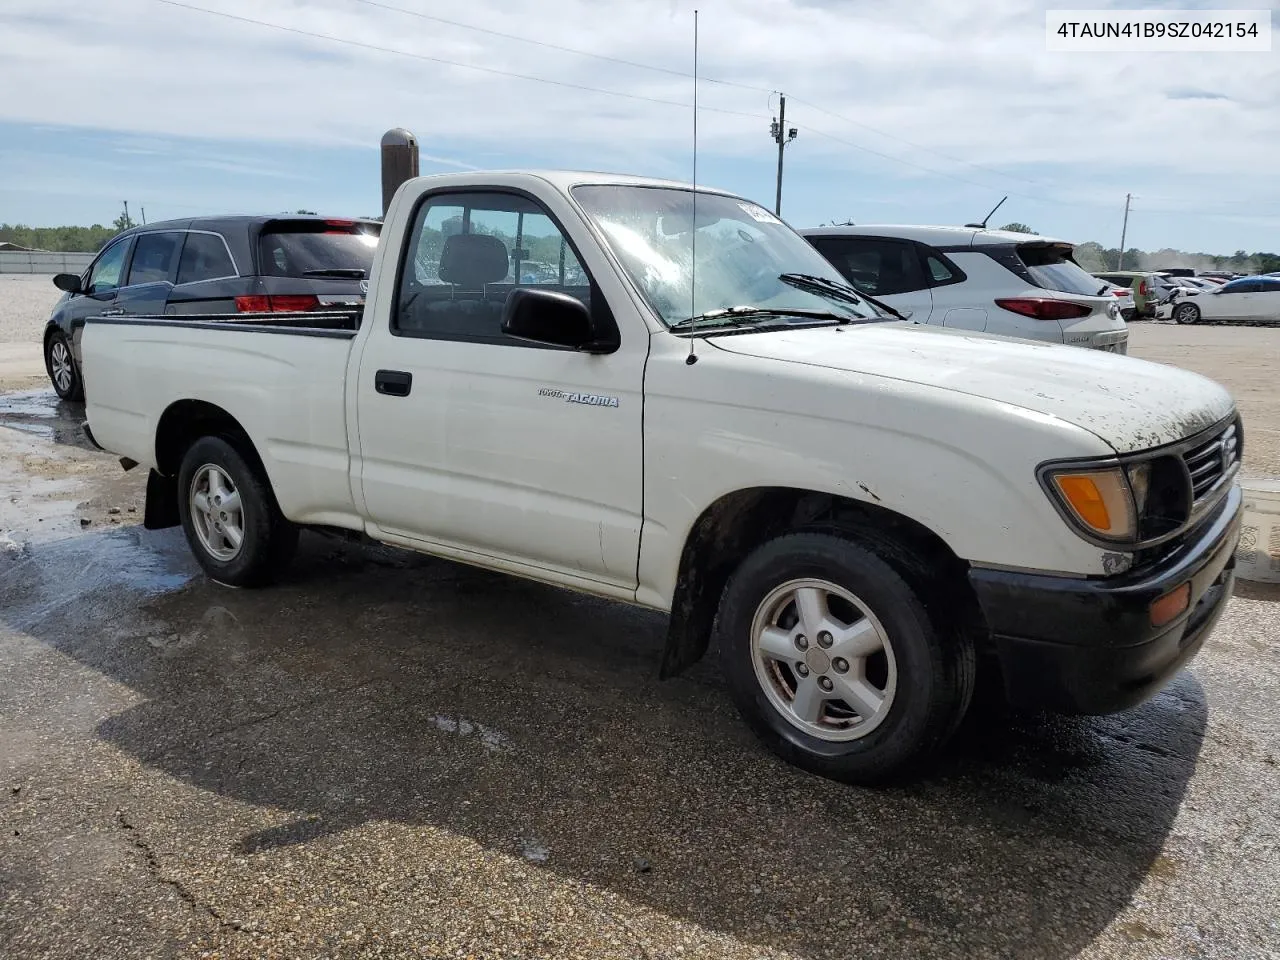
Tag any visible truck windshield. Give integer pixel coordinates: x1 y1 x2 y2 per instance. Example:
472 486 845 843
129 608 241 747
571 185 887 327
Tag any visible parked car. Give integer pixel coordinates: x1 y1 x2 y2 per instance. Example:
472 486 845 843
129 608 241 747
1097 280 1137 321
1093 271 1162 318
80 170 1241 783
799 226 1128 352
1174 277 1220 292
1170 275 1280 324
44 215 380 400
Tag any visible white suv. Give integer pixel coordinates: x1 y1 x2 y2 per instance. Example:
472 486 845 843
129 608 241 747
800 225 1129 353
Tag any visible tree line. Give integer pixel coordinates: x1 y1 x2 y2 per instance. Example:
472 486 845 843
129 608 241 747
997 224 1280 275
0 223 120 253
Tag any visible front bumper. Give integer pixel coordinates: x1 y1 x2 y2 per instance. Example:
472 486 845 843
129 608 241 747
969 485 1242 715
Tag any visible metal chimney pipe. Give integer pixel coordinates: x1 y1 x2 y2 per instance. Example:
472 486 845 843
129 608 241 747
380 128 420 217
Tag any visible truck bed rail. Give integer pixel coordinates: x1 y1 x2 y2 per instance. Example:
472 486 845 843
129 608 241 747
74 310 361 339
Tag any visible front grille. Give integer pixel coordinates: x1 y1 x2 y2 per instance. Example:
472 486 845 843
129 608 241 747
1184 421 1239 508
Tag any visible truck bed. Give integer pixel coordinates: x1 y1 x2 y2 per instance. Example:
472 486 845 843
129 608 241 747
80 313 364 531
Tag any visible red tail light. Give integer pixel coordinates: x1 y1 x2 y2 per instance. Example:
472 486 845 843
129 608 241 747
235 294 320 313
269 294 320 312
1112 288 1131 297
1138 280 1148 295
235 295 270 313
994 298 1093 321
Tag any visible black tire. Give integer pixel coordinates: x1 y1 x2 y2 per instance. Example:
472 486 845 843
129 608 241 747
716 532 975 784
45 330 83 401
1173 302 1200 325
176 435 298 587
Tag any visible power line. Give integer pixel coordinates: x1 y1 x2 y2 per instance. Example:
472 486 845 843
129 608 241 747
785 95 1041 185
152 0 767 120
345 0 1049 191
795 120 1066 205
347 0 772 96
147 0 1280 216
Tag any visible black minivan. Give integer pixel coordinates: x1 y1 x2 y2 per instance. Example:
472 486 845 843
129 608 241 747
44 214 381 400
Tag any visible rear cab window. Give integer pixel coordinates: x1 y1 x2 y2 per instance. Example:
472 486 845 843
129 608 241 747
1016 243 1106 296
257 220 381 279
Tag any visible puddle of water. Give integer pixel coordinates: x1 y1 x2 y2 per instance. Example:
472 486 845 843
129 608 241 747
0 387 64 420
3 421 55 440
0 388 90 448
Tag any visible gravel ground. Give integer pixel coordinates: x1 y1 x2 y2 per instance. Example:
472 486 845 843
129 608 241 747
0 274 59 343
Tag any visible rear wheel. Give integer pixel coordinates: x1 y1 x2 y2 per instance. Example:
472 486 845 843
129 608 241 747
177 436 297 587
1173 302 1200 325
45 331 83 401
717 532 975 784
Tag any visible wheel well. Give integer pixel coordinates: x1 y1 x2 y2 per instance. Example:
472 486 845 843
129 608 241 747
154 400 258 478
146 401 271 531
659 487 985 679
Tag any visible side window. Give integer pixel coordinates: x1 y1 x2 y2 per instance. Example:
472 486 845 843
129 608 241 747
176 233 237 284
395 191 592 344
86 239 130 295
811 238 927 296
920 247 963 287
127 232 182 286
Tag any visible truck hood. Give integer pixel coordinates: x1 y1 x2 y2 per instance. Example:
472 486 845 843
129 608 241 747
708 322 1235 454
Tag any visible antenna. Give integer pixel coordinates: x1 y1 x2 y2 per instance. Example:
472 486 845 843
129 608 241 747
965 195 1007 229
686 8 699 365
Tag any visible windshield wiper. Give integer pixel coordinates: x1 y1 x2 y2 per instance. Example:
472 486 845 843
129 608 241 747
777 273 909 321
303 268 367 279
669 305 849 332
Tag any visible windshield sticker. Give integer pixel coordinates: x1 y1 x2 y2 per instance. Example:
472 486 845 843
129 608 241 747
738 202 781 225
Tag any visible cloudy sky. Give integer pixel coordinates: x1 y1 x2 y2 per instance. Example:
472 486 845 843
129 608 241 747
1 0 1277 252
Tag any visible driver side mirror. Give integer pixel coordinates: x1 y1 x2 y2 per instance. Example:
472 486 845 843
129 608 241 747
53 273 82 294
501 288 616 353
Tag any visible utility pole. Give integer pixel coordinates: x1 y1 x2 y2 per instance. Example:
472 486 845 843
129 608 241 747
770 94 798 217
122 200 133 229
1117 193 1131 269
141 206 147 225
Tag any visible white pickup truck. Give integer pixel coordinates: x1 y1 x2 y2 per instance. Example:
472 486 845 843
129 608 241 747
81 171 1243 783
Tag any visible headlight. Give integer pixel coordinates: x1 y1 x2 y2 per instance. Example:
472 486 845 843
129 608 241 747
1044 456 1191 546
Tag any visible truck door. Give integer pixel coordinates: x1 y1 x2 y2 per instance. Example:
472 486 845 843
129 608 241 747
354 189 644 596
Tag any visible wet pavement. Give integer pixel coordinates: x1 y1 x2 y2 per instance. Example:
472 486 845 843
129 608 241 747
2 387 1279 960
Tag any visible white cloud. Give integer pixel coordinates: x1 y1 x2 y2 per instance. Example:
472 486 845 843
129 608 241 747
1 0 1278 242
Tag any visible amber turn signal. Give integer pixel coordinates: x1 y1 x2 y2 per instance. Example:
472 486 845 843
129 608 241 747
1051 468 1137 540
1149 582 1191 628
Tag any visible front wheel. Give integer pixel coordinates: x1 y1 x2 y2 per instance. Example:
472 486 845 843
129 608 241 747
177 436 298 587
45 331 83 401
1173 302 1200 325
717 532 974 784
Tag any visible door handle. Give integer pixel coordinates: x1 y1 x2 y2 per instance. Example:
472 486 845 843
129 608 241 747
375 369 413 397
